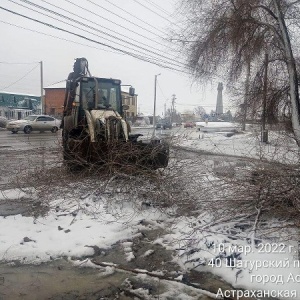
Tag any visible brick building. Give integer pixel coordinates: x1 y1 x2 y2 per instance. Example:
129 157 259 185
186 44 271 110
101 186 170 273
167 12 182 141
44 84 65 118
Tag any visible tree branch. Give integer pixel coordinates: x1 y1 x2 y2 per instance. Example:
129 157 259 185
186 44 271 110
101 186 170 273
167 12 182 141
251 4 278 20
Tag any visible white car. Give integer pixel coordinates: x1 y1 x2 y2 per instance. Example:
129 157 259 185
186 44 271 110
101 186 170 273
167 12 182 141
6 115 61 134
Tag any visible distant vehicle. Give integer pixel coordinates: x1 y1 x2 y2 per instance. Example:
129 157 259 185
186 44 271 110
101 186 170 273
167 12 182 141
156 119 172 129
184 122 195 128
6 115 61 134
172 122 182 127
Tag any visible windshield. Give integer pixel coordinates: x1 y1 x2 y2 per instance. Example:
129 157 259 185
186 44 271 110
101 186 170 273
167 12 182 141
81 78 121 112
24 115 37 121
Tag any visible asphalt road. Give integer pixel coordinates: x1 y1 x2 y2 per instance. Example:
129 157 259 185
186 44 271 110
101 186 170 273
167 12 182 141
0 129 62 189
0 128 62 151
0 124 192 150
0 125 195 190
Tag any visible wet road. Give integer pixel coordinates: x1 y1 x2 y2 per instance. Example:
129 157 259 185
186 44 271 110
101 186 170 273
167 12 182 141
0 129 62 190
0 125 175 195
0 129 62 151
0 125 189 151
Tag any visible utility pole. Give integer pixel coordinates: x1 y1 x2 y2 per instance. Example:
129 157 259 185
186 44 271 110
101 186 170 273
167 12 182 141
261 53 268 143
171 94 176 123
152 73 161 137
40 61 44 114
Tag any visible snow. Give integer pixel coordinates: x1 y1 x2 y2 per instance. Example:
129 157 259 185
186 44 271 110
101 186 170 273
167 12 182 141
0 196 165 263
142 249 155 257
1 124 300 299
0 188 31 200
173 125 299 164
162 216 300 296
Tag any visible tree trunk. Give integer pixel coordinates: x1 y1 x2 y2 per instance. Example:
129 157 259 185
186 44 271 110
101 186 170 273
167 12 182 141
274 0 300 145
242 60 251 131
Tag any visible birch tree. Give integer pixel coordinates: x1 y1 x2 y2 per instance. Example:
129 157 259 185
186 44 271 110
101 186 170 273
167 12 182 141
176 0 300 144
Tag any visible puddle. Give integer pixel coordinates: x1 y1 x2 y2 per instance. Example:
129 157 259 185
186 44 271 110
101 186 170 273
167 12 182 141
0 199 33 217
0 219 262 299
0 259 218 300
0 259 129 300
0 226 233 300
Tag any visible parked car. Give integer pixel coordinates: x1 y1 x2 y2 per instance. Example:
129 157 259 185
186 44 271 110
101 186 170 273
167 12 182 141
172 122 182 127
184 122 195 128
156 119 172 129
6 115 61 134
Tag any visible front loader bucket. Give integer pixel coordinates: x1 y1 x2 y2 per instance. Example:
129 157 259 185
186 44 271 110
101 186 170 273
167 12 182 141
63 137 169 171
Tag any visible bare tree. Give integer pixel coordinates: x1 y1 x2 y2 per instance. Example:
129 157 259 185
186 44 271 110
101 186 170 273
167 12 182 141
175 0 300 144
194 105 206 119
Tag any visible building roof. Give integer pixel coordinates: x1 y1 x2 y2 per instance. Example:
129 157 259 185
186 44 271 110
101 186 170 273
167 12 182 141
0 91 40 97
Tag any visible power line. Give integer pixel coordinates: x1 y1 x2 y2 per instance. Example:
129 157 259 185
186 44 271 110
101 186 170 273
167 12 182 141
0 20 121 55
131 0 169 21
1 63 39 90
41 0 168 54
103 0 168 36
63 0 167 46
46 79 66 86
176 103 218 108
0 5 189 73
14 0 185 68
144 0 171 16
63 0 181 59
157 81 169 102
85 0 166 39
131 0 187 42
0 19 125 88
0 61 38 64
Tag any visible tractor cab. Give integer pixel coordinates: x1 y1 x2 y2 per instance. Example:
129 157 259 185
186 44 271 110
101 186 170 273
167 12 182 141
74 77 122 113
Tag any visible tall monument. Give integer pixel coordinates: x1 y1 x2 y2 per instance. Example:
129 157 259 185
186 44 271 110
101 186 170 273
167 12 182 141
216 82 223 117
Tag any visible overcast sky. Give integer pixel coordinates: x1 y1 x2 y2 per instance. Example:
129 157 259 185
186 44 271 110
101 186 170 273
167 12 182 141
0 0 230 115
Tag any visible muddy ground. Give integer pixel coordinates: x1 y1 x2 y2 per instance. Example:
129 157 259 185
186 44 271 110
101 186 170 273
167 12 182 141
0 225 233 300
0 132 257 299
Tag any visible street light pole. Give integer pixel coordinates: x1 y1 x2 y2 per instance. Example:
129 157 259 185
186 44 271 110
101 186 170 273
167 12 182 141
40 61 44 114
152 73 160 137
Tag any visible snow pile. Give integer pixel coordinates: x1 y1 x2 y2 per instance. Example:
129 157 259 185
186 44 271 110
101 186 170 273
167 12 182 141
0 194 163 263
159 215 300 297
174 128 299 164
